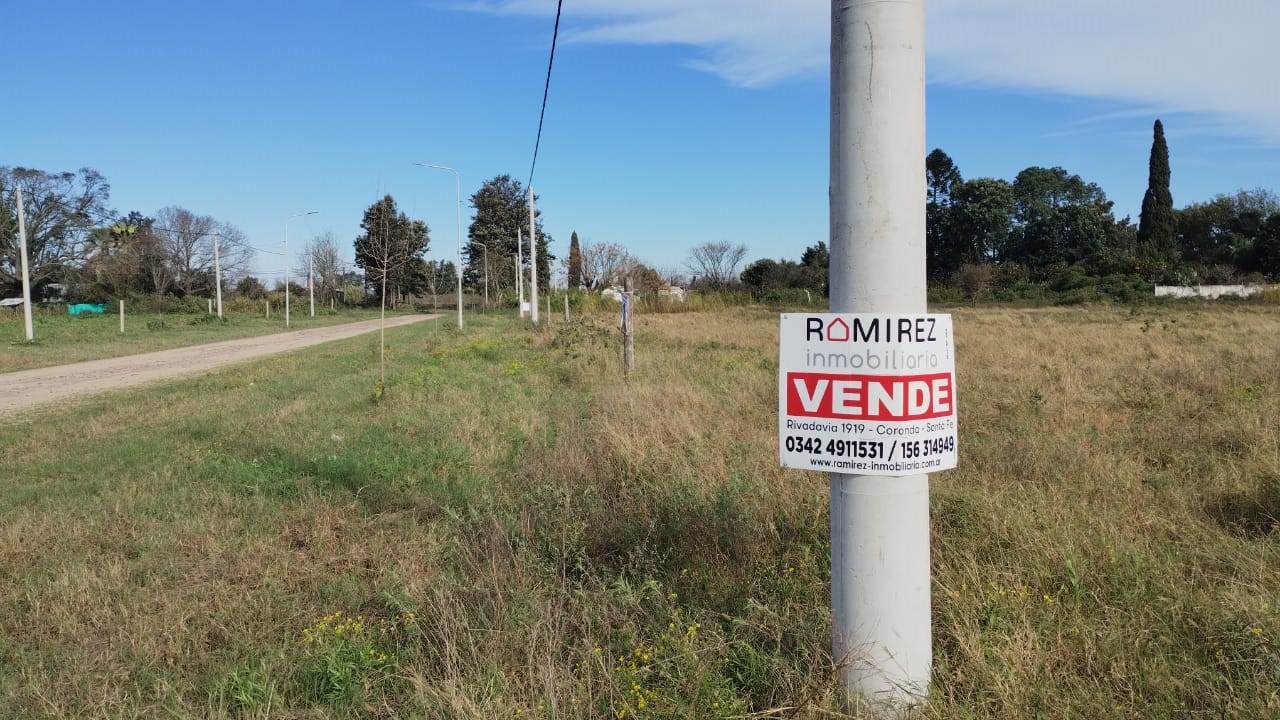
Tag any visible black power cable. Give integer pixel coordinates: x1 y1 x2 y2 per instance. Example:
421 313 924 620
527 0 565 188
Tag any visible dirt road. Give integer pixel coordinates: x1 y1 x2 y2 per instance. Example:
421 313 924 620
0 314 436 416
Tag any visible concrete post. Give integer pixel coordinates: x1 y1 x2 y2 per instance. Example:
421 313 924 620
517 229 526 317
829 0 930 708
529 185 539 324
214 233 223 318
16 187 34 341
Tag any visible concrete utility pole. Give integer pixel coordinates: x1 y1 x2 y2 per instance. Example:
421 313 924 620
517 229 526 317
16 187 34 341
308 254 315 317
528 185 539 324
284 211 318 327
213 232 223 318
829 0 930 708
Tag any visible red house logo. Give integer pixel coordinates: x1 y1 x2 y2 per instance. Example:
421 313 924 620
826 318 850 342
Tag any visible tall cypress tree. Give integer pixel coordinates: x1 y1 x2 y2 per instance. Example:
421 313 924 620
567 231 583 289
1137 119 1176 265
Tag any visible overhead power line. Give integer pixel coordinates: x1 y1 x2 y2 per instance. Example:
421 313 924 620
527 0 565 188
5 192 282 257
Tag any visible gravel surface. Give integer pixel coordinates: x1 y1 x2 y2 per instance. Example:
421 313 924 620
0 314 436 416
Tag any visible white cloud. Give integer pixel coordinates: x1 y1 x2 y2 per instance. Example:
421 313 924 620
929 0 1280 143
466 0 1280 142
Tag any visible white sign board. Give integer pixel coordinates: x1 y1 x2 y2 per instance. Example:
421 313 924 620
778 313 957 476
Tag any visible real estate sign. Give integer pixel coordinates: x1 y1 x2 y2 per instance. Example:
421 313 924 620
779 313 957 476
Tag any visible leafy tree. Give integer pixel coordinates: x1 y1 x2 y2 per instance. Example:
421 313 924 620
1178 189 1279 275
84 211 155 296
1250 213 1280 279
800 241 828 271
800 240 829 295
533 227 555 292
466 175 554 294
686 241 748 288
1137 120 1177 268
741 258 805 294
926 150 964 282
566 231 583 289
948 178 1015 267
926 149 964 206
353 194 430 306
1006 166 1121 274
235 276 267 299
741 241 829 297
0 166 111 296
423 260 457 306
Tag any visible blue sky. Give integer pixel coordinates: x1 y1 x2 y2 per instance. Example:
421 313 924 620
5 0 1278 282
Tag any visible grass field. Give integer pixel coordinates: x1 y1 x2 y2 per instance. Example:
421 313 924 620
0 305 403 373
0 304 1277 718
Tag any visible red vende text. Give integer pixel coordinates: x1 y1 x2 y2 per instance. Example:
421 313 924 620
785 372 953 421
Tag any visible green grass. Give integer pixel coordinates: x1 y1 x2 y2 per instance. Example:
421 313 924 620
0 305 1277 718
0 305 407 372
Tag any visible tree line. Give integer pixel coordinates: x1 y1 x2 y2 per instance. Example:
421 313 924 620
0 166 259 304
739 120 1280 302
11 123 1275 310
348 174 557 309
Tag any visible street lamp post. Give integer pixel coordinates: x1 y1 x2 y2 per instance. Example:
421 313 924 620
212 231 223 318
416 163 463 329
284 211 318 327
472 241 490 310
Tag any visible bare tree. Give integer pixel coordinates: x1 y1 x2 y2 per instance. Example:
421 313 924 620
155 206 217 296
211 223 254 292
139 225 174 299
305 231 344 304
685 241 748 287
354 195 428 395
579 241 637 289
1 167 110 295
150 206 253 297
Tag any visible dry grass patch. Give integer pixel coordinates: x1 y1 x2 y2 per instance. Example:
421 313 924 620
0 305 1277 718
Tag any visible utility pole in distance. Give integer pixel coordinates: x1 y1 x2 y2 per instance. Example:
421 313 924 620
213 232 223 318
829 0 930 709
308 254 315 317
284 211 319 328
16 187 34 341
517 229 525 317
528 185 539 324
